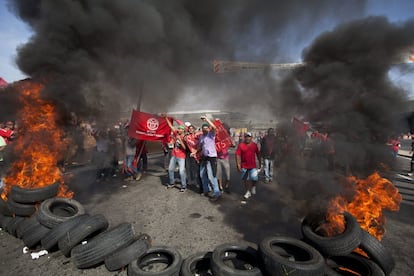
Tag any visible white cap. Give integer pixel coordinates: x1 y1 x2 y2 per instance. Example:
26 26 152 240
184 121 192 127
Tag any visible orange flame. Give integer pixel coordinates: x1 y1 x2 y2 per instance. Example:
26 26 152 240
1 81 73 200
321 172 401 240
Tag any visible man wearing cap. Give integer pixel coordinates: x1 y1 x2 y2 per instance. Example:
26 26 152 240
198 116 221 201
164 115 187 192
236 132 261 202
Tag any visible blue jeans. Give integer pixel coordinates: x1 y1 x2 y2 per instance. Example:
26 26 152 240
169 156 187 188
264 158 274 181
125 155 138 177
200 159 221 196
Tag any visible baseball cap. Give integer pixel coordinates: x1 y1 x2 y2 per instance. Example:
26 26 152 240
245 132 252 137
177 125 185 130
184 121 192 127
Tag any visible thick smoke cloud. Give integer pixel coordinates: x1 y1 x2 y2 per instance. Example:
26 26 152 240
5 0 367 122
275 16 414 216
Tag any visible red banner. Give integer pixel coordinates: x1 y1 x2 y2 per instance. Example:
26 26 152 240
0 77 7 88
292 117 309 135
128 110 171 142
213 120 233 152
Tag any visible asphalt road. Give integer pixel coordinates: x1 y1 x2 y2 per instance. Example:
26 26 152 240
0 151 413 275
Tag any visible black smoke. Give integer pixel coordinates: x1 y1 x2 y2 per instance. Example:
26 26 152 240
4 0 367 122
275 16 414 215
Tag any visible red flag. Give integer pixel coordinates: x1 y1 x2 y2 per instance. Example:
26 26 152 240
128 110 171 141
213 120 233 152
292 117 309 135
0 77 7 88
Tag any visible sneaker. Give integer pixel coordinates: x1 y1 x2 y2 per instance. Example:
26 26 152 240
134 172 142 181
124 176 133 181
251 186 256 195
180 188 186 193
240 199 247 204
243 191 252 199
167 184 175 189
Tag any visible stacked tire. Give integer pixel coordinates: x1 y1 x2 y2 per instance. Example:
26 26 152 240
301 212 395 276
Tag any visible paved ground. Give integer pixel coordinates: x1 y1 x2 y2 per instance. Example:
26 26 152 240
0 152 413 275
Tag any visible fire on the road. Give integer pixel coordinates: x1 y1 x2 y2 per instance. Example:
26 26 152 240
1 81 73 200
322 172 402 240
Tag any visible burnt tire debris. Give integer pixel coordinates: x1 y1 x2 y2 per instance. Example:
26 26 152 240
0 194 397 275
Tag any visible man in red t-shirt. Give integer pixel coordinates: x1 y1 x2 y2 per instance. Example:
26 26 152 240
235 132 261 202
164 115 187 192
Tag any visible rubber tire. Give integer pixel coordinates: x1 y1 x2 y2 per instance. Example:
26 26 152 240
325 254 385 276
359 230 395 275
211 243 263 276
301 212 362 256
41 214 90 251
6 216 25 237
37 197 85 228
128 246 183 276
0 213 13 232
258 236 325 276
104 233 151 271
180 251 213 276
6 197 36 217
15 215 39 239
9 182 59 204
22 223 51 248
58 214 109 257
71 222 137 269
0 189 13 216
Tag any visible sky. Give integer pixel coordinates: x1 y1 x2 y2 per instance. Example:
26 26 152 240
0 0 413 96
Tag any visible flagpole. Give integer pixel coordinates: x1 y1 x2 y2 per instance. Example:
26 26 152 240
135 85 145 173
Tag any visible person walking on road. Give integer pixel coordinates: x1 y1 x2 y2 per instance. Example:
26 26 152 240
236 132 261 203
198 116 221 201
260 128 278 183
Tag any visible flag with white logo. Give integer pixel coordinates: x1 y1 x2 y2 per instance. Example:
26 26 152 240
128 110 172 142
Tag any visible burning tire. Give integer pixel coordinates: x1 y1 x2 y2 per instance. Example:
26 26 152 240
128 246 183 276
58 214 109 257
258 236 325 276
301 212 362 256
104 233 151 271
359 230 395 275
6 197 36 217
41 214 90 251
71 222 137 269
325 254 385 276
37 197 85 228
180 251 213 276
22 223 51 248
211 243 263 276
9 182 59 204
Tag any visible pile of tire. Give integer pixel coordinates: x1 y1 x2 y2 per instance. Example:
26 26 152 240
301 212 395 276
0 186 396 275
